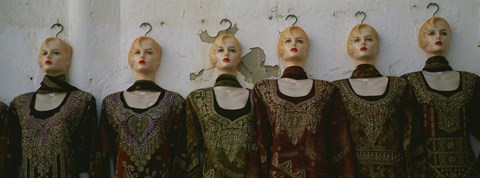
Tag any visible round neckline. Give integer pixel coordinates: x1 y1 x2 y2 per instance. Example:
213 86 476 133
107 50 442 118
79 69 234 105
346 78 390 101
120 91 165 114
30 91 72 119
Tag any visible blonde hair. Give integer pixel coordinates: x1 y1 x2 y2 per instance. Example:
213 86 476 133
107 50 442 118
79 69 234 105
209 34 242 65
38 37 73 64
128 36 162 67
346 24 379 58
277 26 309 58
418 17 451 49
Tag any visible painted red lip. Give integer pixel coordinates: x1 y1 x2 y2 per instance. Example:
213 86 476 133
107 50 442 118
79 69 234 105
223 58 230 62
360 47 367 51
435 41 443 46
138 60 146 64
290 48 298 52
45 60 52 65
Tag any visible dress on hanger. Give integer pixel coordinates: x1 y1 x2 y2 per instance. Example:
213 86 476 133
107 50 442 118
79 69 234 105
8 75 97 178
403 56 480 177
333 64 423 177
94 80 185 178
253 66 354 178
184 74 258 178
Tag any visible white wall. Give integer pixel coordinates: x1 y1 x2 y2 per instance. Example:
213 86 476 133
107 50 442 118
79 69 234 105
1 0 479 102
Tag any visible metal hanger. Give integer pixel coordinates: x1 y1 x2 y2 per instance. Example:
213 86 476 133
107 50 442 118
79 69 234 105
427 3 439 17
50 20 64 38
220 18 232 31
285 14 298 26
140 22 152 36
355 11 366 24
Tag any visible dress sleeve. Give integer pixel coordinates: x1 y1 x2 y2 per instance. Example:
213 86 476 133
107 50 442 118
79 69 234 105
169 97 187 178
402 85 428 177
468 76 480 138
326 88 355 178
185 93 204 178
245 90 261 178
72 96 97 174
252 84 272 178
7 101 22 178
89 98 114 178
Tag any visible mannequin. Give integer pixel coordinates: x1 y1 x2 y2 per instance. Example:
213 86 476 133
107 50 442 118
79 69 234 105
0 101 7 177
93 36 185 178
403 16 480 177
333 24 423 177
7 37 97 178
253 26 354 177
184 34 258 177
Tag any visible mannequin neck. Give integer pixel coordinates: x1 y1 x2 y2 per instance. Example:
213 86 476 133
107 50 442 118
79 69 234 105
354 58 375 66
214 68 238 76
134 72 156 81
426 52 446 59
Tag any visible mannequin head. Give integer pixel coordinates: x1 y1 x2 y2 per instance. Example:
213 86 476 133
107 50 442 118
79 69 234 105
128 36 162 80
210 34 243 75
347 24 379 64
277 26 309 67
418 17 451 58
38 37 73 77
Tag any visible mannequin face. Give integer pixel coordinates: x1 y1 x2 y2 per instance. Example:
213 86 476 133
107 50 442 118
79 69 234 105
130 39 161 74
278 27 309 67
38 38 72 76
349 27 379 62
422 21 451 56
214 37 242 72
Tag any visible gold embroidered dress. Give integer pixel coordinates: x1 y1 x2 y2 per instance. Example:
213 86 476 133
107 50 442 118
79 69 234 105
8 75 97 178
253 66 354 178
184 74 258 178
95 80 185 178
403 56 480 177
333 64 422 178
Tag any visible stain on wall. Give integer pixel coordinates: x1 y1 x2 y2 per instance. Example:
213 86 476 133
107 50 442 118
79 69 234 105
191 24 280 84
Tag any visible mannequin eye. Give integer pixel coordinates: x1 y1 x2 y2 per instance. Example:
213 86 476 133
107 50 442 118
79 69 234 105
296 39 304 44
134 51 141 55
427 31 435 36
229 49 236 53
217 49 225 53
42 51 48 56
285 39 292 43
353 38 361 43
366 38 373 42
440 32 448 36
146 51 153 55
53 51 61 55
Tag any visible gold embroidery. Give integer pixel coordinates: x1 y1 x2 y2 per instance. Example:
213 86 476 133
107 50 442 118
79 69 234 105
406 72 475 133
272 152 306 178
122 161 163 178
354 149 402 165
335 78 406 147
259 80 334 145
106 92 182 172
426 137 477 177
13 92 91 178
190 89 255 163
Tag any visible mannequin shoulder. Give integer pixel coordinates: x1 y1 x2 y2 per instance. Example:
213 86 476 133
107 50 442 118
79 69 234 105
187 87 213 100
253 79 276 89
71 90 96 102
163 90 186 103
11 92 35 105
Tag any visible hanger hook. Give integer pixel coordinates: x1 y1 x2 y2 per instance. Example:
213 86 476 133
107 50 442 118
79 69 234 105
285 14 298 26
355 11 366 24
427 3 439 17
50 21 64 38
140 22 152 36
220 18 232 31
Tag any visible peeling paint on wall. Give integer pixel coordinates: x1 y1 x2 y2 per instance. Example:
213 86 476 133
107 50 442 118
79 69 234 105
193 24 280 84
239 47 279 83
198 24 238 43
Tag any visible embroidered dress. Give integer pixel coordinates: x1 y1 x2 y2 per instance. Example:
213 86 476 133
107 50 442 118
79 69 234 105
403 56 480 177
8 75 97 178
0 102 8 177
184 74 258 178
95 81 185 178
253 66 354 178
333 64 422 178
